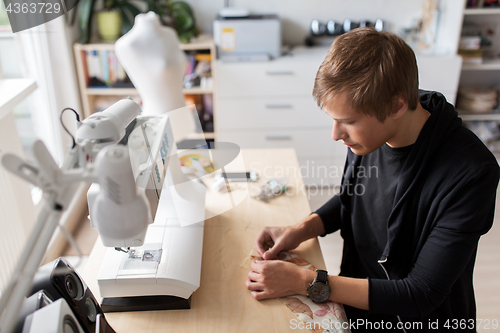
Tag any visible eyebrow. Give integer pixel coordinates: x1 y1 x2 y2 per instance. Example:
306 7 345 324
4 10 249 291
323 110 355 122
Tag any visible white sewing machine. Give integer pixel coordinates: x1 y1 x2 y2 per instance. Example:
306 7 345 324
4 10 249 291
85 108 206 312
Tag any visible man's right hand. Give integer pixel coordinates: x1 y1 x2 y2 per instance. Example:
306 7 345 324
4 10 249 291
254 226 303 260
253 213 326 260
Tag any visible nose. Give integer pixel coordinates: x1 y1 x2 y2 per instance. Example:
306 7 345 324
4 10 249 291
331 121 346 141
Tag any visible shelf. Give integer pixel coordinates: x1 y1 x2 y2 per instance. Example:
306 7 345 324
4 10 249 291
179 34 215 51
86 87 213 96
462 60 500 71
458 111 500 121
86 88 139 96
182 87 213 94
186 132 215 140
0 31 14 39
464 8 500 15
74 35 217 130
486 140 500 153
81 34 215 51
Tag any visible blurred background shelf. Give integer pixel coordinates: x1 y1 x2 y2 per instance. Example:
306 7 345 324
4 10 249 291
74 34 216 137
85 87 213 96
461 60 500 70
182 87 213 94
457 2 500 152
458 110 500 121
464 8 500 15
85 88 138 96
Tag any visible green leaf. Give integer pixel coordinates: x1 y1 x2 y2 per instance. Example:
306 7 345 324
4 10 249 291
171 7 193 32
78 0 97 44
118 2 141 34
70 2 78 26
170 1 196 34
120 1 143 18
118 7 133 33
178 30 194 44
144 0 155 12
171 1 194 17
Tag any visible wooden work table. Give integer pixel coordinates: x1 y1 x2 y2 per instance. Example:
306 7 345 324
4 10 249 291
82 149 328 332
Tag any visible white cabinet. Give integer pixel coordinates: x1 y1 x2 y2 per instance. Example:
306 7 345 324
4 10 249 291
216 47 345 186
217 98 328 130
216 60 317 98
417 54 463 104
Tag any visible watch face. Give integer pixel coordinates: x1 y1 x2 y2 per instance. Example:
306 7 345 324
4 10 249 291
308 282 330 303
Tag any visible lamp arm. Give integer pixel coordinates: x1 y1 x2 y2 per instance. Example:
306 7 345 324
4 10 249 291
0 144 81 333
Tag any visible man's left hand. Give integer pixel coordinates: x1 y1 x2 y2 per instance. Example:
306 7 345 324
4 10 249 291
246 260 315 300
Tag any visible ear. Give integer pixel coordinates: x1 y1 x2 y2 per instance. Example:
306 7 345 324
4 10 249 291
389 95 408 120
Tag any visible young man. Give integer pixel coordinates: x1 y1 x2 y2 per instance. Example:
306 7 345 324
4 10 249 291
246 28 499 332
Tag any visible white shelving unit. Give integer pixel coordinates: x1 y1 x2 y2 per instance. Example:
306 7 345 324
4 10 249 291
458 5 500 121
73 34 216 139
463 7 500 15
458 111 500 121
458 4 500 151
461 60 500 70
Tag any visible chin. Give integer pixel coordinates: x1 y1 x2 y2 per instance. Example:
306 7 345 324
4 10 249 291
349 146 372 156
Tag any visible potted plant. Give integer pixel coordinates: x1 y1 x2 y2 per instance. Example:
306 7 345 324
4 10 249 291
74 0 198 44
98 0 143 41
75 0 142 44
144 0 199 43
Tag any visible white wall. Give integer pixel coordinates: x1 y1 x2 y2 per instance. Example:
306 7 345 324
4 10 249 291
184 0 425 45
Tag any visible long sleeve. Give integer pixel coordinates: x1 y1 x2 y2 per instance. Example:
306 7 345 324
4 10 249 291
314 194 342 235
368 163 500 318
314 149 353 236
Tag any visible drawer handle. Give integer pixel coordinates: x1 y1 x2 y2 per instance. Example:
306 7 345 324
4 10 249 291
265 135 292 141
265 103 293 109
265 70 294 75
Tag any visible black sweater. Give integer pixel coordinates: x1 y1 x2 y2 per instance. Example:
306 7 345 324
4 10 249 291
315 91 500 332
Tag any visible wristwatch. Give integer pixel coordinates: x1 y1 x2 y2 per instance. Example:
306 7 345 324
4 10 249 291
306 269 330 303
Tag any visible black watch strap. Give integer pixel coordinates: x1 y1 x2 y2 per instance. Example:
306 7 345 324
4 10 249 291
316 270 328 283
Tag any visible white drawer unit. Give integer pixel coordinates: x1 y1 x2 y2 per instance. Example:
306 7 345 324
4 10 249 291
218 128 345 159
216 61 319 98
216 47 327 98
216 47 347 186
217 97 331 130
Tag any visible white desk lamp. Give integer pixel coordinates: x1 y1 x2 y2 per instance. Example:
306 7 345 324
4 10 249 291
0 99 209 332
0 99 146 333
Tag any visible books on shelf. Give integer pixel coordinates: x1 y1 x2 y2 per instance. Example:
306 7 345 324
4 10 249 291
184 93 214 133
458 49 483 64
81 49 133 88
466 0 500 8
184 52 212 90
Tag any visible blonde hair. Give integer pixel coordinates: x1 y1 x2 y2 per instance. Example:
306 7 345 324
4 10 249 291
313 28 419 122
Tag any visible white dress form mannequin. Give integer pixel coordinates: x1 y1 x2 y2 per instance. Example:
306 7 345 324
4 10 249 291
115 12 187 116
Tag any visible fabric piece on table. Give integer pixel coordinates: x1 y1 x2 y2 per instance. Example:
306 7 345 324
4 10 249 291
248 251 351 333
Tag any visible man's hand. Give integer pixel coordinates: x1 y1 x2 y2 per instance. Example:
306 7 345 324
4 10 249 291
246 260 315 300
253 226 303 260
253 214 326 260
